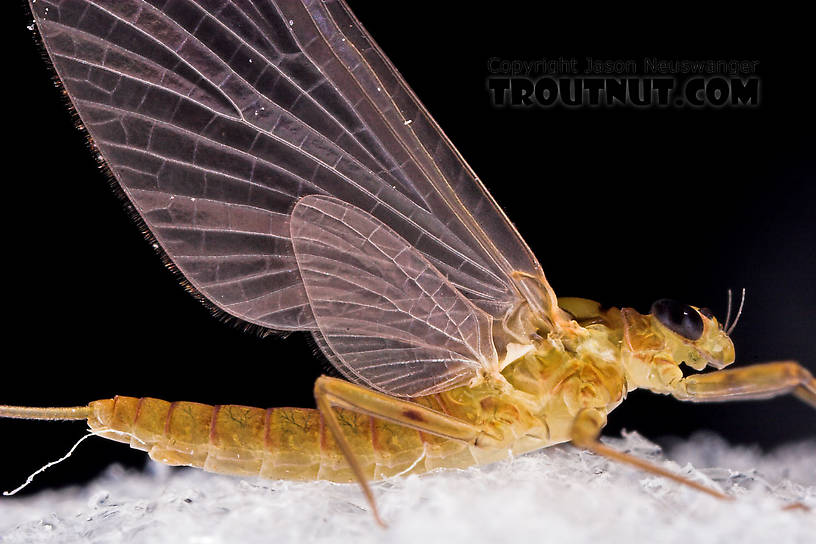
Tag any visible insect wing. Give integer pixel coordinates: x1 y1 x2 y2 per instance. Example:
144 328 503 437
29 0 559 393
291 195 497 397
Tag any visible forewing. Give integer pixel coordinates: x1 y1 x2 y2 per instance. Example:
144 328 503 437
291 196 497 397
30 0 552 334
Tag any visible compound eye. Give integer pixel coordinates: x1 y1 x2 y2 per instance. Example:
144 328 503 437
699 307 715 320
651 299 704 340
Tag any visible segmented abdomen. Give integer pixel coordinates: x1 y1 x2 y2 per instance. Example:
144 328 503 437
86 396 496 482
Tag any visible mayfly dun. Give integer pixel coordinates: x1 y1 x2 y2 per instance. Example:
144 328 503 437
3 0 815 526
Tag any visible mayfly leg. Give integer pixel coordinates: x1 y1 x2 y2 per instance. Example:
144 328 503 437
670 360 816 408
570 408 732 501
570 361 816 505
313 376 497 527
671 359 816 507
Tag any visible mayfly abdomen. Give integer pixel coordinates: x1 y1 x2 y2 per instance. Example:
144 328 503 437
86 396 441 483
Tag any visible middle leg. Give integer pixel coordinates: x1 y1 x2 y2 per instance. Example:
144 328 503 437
570 407 731 500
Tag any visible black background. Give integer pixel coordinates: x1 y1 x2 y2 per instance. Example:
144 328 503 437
2 2 814 495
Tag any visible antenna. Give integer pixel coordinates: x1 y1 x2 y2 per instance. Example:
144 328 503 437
725 288 746 336
724 289 734 331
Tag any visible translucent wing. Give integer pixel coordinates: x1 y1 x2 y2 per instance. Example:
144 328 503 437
30 0 565 394
291 195 497 397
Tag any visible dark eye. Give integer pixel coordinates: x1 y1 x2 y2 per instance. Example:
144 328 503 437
651 299 704 340
699 307 715 320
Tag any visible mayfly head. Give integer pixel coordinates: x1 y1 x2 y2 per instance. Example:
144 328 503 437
620 299 736 393
648 299 736 371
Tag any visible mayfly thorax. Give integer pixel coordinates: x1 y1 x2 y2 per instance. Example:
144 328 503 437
2 0 814 525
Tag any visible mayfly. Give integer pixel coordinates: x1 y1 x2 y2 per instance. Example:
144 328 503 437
4 0 814 526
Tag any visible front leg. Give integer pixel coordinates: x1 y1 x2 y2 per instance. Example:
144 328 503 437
671 361 816 407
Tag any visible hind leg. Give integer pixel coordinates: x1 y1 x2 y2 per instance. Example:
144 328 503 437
313 375 501 526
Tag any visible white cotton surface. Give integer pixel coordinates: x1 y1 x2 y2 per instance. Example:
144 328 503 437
1 432 814 544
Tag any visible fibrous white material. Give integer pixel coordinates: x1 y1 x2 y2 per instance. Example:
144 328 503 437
1 432 814 543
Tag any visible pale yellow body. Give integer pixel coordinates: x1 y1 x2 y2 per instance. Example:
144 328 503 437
86 309 629 483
